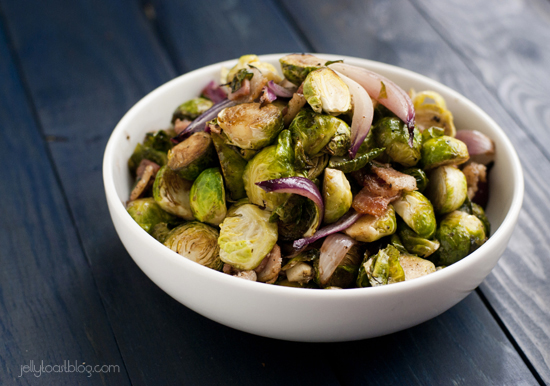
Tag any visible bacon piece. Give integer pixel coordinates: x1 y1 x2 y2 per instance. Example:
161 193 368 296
371 162 417 192
228 78 251 100
462 162 487 200
352 174 401 216
283 84 306 127
136 159 161 179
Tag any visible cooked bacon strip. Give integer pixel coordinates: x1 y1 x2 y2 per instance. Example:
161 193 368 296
283 84 306 127
136 159 161 179
371 162 417 191
352 174 401 216
174 118 191 135
255 244 282 284
462 162 487 200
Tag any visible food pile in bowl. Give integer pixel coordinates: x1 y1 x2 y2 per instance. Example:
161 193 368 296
125 53 495 289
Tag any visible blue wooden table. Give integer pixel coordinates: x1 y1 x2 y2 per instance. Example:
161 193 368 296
1 0 549 384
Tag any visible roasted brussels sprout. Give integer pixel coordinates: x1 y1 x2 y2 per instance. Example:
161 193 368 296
425 165 468 215
324 118 351 156
303 68 351 115
127 197 176 233
373 117 422 167
243 130 294 211
167 132 216 181
344 206 397 242
272 194 320 240
164 222 223 270
411 90 456 136
279 54 326 85
434 210 487 266
398 222 440 258
421 136 469 170
290 109 349 169
172 97 213 123
153 166 194 220
217 103 284 150
150 222 172 244
323 168 353 224
472 202 491 236
401 168 429 193
143 129 174 153
357 245 404 287
286 262 315 284
218 204 278 270
189 168 227 226
398 254 436 280
226 54 282 83
306 154 330 180
128 143 167 175
393 191 436 239
211 132 247 201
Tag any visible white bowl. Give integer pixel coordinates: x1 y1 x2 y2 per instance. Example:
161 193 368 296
103 54 524 342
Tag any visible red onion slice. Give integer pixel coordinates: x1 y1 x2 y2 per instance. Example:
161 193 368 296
201 80 227 103
267 80 296 98
171 98 236 143
260 86 277 107
455 130 495 165
293 209 363 250
318 233 357 286
333 71 374 159
330 63 415 145
256 177 324 228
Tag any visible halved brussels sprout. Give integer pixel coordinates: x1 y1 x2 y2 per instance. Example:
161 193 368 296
398 222 440 258
172 97 213 123
272 194 320 240
325 120 351 156
150 222 171 243
357 245 404 287
411 90 456 136
421 136 469 170
218 204 278 270
164 222 222 270
306 154 330 180
344 206 397 242
128 143 167 175
143 129 175 153
472 202 491 236
286 262 315 284
401 168 429 193
399 254 436 280
279 54 326 85
217 103 284 150
303 68 351 115
189 168 227 226
211 132 247 201
243 130 294 211
153 166 194 220
290 109 349 169
425 165 468 215
434 210 486 266
323 168 352 224
127 197 176 234
226 54 282 83
393 191 436 239
167 132 216 181
373 117 422 167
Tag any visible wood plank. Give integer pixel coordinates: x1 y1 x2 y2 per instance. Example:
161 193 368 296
276 0 550 382
0 0 338 385
0 20 130 386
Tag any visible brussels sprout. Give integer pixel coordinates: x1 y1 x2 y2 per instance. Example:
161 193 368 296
285 262 314 284
411 90 456 136
344 206 397 242
357 245 404 287
243 130 294 211
189 168 227 226
390 234 408 253
128 143 167 175
226 54 282 83
303 68 351 115
373 117 422 167
143 129 175 153
167 132 216 181
273 194 320 240
127 197 176 233
281 249 320 271
172 97 213 123
211 132 247 201
324 118 351 156
217 103 284 150
290 109 349 169
398 254 436 280
328 147 385 174
434 210 487 266
425 165 468 215
314 242 362 288
323 168 352 224
164 222 222 270
393 191 436 239
398 222 440 258
153 166 194 220
421 136 469 170
306 154 330 180
150 222 171 243
401 168 429 193
218 204 278 270
472 202 491 236
279 54 327 85
421 126 445 142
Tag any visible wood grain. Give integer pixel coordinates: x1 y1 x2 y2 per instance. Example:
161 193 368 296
0 20 130 386
277 0 550 383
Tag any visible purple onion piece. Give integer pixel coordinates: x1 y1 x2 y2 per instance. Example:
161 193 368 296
293 209 363 250
201 80 227 103
267 80 296 98
260 86 277 107
256 177 324 228
171 98 236 143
